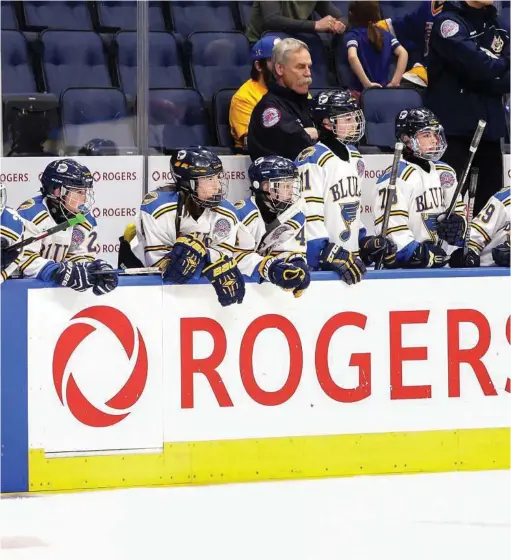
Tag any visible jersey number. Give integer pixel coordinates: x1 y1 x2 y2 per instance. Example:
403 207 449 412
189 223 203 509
481 203 495 224
296 227 306 247
87 232 98 253
378 187 398 210
299 169 311 192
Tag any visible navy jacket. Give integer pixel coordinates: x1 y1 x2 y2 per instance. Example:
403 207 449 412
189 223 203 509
425 1 509 141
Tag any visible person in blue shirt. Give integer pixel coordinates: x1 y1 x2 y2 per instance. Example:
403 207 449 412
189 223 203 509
344 0 408 91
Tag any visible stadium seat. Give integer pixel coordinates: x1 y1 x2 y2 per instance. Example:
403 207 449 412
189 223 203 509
1 1 17 29
96 1 166 31
331 1 350 20
378 1 422 21
361 87 423 148
188 31 251 102
237 1 253 29
22 1 93 30
60 87 135 152
148 88 211 152
115 31 185 98
1 31 37 94
500 1 510 32
170 1 236 37
213 88 236 148
40 30 111 97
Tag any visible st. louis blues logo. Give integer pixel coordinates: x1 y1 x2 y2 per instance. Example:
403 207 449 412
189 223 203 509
422 213 439 241
339 202 359 242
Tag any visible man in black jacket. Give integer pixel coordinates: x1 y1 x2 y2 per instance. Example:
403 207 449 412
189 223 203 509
247 38 318 162
425 0 509 214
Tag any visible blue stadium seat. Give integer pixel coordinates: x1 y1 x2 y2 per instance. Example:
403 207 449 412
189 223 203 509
213 88 236 148
148 88 210 151
331 1 350 20
116 31 185 98
361 87 423 148
237 1 253 29
1 31 37 94
61 87 135 152
22 1 93 30
378 1 422 21
40 30 111 97
500 1 510 32
96 1 165 31
170 1 235 37
1 1 17 29
189 31 251 102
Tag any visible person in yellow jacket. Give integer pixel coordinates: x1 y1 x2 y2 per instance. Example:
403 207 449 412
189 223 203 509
229 35 281 152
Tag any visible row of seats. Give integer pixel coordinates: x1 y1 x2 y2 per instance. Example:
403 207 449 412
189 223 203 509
4 85 424 155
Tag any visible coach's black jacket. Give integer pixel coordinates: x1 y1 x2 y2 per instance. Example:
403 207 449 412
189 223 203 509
425 1 509 141
247 81 316 162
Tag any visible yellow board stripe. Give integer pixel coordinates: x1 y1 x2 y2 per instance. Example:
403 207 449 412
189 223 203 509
27 427 510 492
153 204 178 220
318 152 334 167
243 211 259 227
214 206 238 223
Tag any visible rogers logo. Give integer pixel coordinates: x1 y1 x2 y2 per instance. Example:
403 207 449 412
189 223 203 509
92 207 136 218
152 170 174 182
93 171 138 182
52 306 148 428
0 172 30 183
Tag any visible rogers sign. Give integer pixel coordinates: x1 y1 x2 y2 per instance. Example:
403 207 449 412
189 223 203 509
92 207 137 218
92 171 138 182
0 172 30 183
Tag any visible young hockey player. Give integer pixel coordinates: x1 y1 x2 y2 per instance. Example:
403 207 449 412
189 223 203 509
16 159 118 295
374 107 466 268
295 89 396 284
449 186 510 268
234 155 311 298
131 147 245 307
0 184 25 280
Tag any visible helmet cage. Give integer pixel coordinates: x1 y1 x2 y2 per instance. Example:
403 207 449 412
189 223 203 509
407 125 447 161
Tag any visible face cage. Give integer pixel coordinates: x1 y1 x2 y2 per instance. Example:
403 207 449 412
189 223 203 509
0 185 6 213
408 126 447 161
58 186 95 216
329 109 365 144
190 174 229 209
266 176 302 213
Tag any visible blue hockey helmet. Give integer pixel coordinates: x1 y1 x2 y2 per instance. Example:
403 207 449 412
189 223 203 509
248 155 301 213
310 89 365 144
78 138 119 156
40 158 95 215
396 107 447 161
170 146 228 208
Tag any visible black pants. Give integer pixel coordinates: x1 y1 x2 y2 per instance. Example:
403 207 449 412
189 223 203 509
442 136 503 216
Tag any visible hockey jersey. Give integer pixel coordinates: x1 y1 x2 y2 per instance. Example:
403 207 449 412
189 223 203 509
294 142 366 267
467 186 510 266
132 189 239 271
234 196 307 281
0 206 25 280
374 159 466 264
17 195 98 281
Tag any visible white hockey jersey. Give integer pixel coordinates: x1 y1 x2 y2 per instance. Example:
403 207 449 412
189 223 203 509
374 159 466 264
294 142 366 267
0 206 25 280
467 186 510 266
234 196 307 281
132 189 239 272
17 195 98 281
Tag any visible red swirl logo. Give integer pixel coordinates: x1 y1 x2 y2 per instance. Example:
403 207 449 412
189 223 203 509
52 306 148 428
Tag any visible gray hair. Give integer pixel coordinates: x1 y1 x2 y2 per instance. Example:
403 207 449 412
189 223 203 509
272 37 309 67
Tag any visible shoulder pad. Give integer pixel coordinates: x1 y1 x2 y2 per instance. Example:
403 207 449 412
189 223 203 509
214 200 239 223
376 161 414 184
235 197 257 222
0 207 24 236
288 212 306 229
141 190 179 216
295 143 331 166
17 195 47 222
494 186 511 203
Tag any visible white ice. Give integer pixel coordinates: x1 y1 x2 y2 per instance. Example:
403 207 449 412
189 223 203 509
1 470 509 560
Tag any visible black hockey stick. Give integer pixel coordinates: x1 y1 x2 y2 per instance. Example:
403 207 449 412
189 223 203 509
375 141 404 270
462 167 479 258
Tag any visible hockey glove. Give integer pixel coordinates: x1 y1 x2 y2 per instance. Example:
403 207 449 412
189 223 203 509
259 256 310 297
51 262 93 292
319 243 366 285
492 241 510 267
288 258 311 298
162 234 207 284
202 255 245 307
359 235 397 267
0 237 21 272
449 247 480 268
406 242 447 269
436 212 466 245
87 259 119 295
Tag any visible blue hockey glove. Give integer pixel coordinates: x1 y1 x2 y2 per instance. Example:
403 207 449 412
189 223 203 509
51 261 93 292
259 256 311 297
319 243 366 285
436 212 466 245
406 242 447 268
87 259 119 295
359 235 397 267
288 258 311 298
449 247 480 268
492 241 510 267
202 255 245 307
162 234 207 284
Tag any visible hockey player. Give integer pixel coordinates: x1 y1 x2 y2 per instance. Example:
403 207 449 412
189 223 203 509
16 159 118 295
449 186 510 268
234 156 310 297
374 107 466 268
295 89 396 285
131 147 245 307
0 184 25 280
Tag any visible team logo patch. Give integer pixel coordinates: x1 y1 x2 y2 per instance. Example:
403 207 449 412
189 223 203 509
234 200 246 210
213 218 232 238
297 146 316 162
262 107 281 128
440 20 459 39
177 150 187 160
398 110 408 120
57 163 69 173
439 171 455 188
491 35 504 54
18 199 34 210
141 191 158 205
356 159 365 178
270 224 291 241
70 228 85 250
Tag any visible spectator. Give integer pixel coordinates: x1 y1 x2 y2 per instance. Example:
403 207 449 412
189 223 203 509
425 0 510 215
229 35 282 152
345 0 408 91
246 1 346 44
247 38 317 162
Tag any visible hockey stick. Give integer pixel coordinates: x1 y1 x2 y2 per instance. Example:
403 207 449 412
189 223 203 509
462 167 479 258
90 266 162 276
0 213 86 284
375 141 404 270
